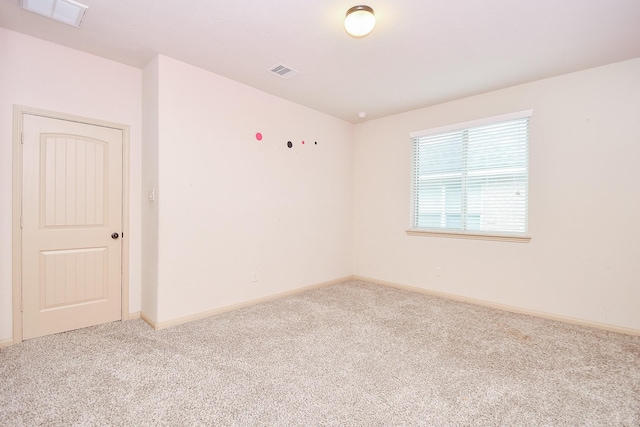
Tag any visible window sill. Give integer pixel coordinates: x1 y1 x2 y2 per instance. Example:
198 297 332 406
405 229 531 243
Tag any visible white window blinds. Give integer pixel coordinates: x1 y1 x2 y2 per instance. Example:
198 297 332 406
410 111 531 236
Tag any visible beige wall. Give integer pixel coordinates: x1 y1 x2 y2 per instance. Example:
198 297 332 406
353 57 640 331
148 56 353 323
0 28 143 341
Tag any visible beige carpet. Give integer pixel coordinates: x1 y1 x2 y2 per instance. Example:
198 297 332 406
1 280 639 426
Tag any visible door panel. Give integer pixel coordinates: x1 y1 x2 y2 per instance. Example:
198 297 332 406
22 115 123 340
42 136 107 227
40 248 107 309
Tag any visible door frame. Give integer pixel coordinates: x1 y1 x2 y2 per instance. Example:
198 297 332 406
12 105 131 344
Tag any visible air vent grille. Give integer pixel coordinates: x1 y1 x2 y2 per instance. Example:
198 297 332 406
268 64 299 79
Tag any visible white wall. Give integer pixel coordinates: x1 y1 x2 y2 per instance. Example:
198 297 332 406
353 57 640 331
141 58 160 323
0 28 142 341
149 56 353 323
3 27 636 338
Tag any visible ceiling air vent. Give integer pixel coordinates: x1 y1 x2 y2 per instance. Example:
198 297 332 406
20 0 88 28
268 64 299 80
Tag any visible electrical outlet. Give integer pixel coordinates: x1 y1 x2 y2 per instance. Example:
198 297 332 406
251 271 258 282
435 267 441 277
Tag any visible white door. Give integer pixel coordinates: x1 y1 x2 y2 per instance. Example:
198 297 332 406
21 114 123 340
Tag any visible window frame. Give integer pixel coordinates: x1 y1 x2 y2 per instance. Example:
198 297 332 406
407 110 533 243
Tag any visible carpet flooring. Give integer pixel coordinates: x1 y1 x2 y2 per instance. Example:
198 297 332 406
1 280 639 426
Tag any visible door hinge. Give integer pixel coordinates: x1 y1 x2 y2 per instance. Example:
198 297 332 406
20 216 23 228
21 132 24 144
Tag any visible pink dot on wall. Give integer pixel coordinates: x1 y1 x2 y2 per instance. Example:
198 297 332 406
255 132 263 141
302 140 305 145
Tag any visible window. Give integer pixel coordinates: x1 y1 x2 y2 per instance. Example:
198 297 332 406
409 110 532 241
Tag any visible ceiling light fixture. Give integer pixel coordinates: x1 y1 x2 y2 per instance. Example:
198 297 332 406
20 0 88 28
344 5 375 37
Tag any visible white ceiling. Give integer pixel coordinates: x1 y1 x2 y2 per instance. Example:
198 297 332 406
1 0 640 122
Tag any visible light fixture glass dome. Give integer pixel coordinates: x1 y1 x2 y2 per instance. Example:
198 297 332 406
344 5 375 37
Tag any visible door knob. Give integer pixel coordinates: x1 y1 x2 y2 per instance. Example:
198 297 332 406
111 232 119 239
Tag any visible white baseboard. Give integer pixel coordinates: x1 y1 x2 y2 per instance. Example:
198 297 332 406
7 276 637 342
353 275 640 336
122 275 640 337
0 338 15 348
139 276 354 331
140 312 157 330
